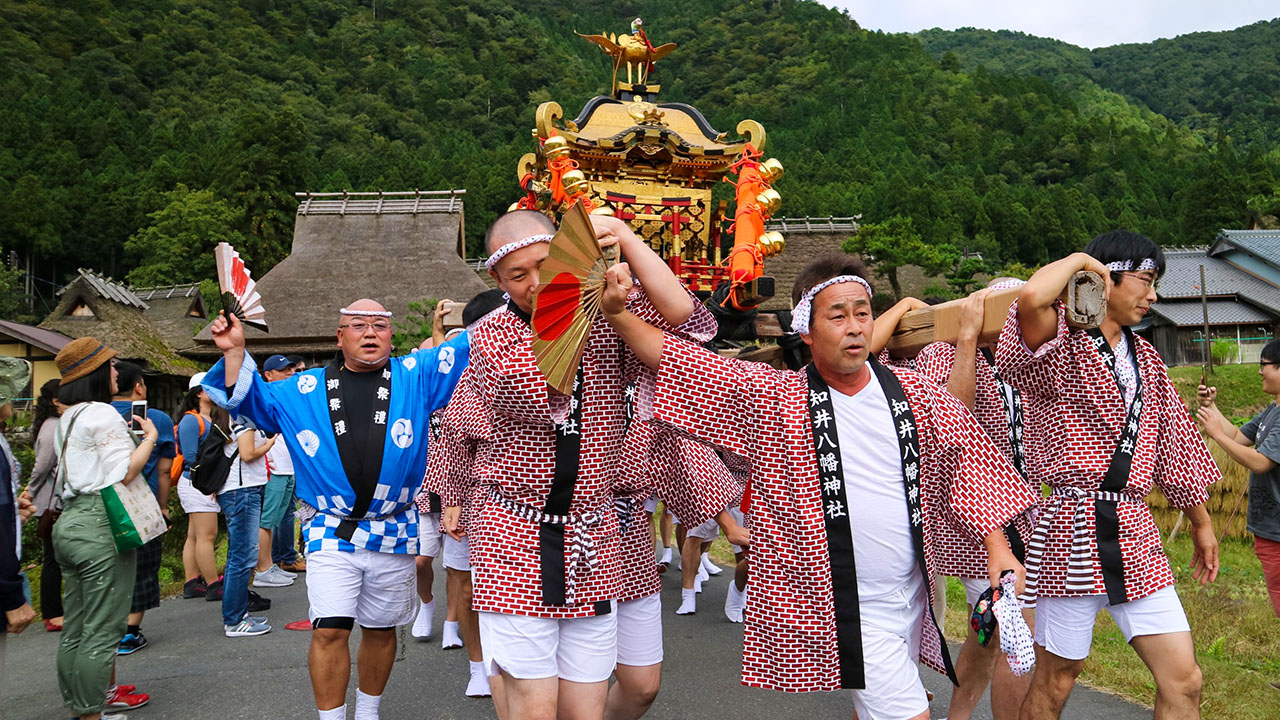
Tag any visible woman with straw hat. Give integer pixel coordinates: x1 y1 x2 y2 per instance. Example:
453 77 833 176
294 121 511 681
50 337 158 720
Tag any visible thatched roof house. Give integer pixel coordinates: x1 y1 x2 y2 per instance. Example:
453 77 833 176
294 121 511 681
133 283 208 354
40 270 202 413
190 189 487 363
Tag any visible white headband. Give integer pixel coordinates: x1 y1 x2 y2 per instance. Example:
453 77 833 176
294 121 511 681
1105 258 1157 273
340 307 393 318
790 275 874 335
485 234 554 270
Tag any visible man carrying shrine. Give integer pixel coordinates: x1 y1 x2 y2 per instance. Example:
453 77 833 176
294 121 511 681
600 252 1039 720
914 280 1036 720
444 209 716 720
995 231 1220 720
205 299 469 720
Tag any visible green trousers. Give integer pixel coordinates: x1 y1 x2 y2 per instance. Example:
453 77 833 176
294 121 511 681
52 493 136 717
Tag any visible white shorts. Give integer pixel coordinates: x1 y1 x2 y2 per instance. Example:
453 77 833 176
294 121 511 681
849 579 930 720
417 512 442 558
177 475 220 514
685 517 720 542
307 549 417 629
1034 585 1190 661
616 592 663 667
727 507 745 554
642 494 659 513
443 535 470 572
961 576 991 607
479 605 618 683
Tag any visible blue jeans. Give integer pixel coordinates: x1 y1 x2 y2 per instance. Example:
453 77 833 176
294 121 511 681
217 486 263 626
272 492 298 565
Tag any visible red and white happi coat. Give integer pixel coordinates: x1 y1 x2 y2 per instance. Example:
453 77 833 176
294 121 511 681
417 377 484 532
641 335 1038 693
916 342 1037 579
613 418 744 602
451 291 715 619
995 300 1219 602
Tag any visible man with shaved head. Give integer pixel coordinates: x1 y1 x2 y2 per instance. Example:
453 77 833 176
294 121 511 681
206 296 469 720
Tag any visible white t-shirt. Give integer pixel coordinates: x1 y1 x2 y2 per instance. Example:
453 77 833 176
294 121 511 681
219 424 270 494
267 436 293 475
56 403 134 499
828 371 917 601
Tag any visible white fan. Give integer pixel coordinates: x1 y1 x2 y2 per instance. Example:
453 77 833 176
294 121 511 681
215 242 268 332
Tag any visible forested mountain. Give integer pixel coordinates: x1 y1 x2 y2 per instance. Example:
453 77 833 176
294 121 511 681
918 19 1280 150
2 0 1277 319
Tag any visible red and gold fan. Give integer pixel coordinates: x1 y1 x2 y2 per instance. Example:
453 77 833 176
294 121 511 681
531 203 616 394
215 242 269 333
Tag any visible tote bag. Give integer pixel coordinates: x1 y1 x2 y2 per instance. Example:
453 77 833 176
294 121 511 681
57 406 168 552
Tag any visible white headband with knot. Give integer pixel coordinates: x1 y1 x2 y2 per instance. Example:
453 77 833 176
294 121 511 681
1105 258 1157 273
485 234 554 270
790 275 874 335
340 307 392 318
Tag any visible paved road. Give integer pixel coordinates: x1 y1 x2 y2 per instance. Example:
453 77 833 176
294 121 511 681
1 561 1147 719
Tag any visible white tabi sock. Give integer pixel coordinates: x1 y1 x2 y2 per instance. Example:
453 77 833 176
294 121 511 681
660 546 673 564
412 598 435 638
354 690 381 720
701 552 723 575
724 582 746 623
677 588 697 615
466 660 493 697
317 705 346 720
441 620 463 649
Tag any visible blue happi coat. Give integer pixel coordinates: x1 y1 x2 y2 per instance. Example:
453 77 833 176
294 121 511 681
204 334 469 555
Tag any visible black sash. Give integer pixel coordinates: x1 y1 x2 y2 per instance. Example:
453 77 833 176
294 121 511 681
324 360 392 541
423 413 444 513
1087 328 1144 605
806 360 957 688
980 348 1028 563
541 367 586 606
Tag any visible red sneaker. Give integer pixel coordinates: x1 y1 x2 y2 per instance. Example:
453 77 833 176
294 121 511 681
106 686 149 710
114 684 136 694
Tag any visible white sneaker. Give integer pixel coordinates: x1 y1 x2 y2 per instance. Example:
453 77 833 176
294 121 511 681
253 566 294 588
441 620 463 649
225 616 271 637
411 599 434 639
466 661 492 697
275 565 298 579
701 553 723 576
676 589 697 615
725 582 746 623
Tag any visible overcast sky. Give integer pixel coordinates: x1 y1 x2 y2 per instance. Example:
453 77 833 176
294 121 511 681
829 1 1278 48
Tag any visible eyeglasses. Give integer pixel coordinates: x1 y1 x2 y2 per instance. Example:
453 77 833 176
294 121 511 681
1119 271 1159 291
339 321 392 334
1263 361 1279 368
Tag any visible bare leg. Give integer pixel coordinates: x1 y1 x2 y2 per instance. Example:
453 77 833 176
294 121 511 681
309 628 352 711
734 554 748 591
945 625 1000 720
558 677 610 720
990 610 1035 720
445 566 462 623
356 627 398 696
1019 645 1084 720
255 527 274 573
191 512 220 582
491 673 509 720
416 556 435 604
500 672 558 720
680 538 701 590
605 663 661 720
182 520 199 580
659 510 673 553
454 570 482 662
1129 632 1202 720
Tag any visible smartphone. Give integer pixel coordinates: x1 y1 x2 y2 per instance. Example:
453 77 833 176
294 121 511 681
130 400 148 437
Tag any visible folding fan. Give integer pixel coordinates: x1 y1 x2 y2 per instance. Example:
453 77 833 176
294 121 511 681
531 203 615 394
215 242 269 332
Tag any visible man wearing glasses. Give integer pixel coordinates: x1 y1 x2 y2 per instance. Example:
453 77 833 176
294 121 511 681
996 230 1221 719
204 299 469 720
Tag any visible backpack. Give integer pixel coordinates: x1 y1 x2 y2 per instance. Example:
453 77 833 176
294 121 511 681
189 422 234 496
169 411 207 485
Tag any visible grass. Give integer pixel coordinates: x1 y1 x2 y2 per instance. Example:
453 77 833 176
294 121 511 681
1167 363 1273 426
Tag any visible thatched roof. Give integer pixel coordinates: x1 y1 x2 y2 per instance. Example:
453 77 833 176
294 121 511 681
39 270 201 376
133 283 207 352
190 190 487 359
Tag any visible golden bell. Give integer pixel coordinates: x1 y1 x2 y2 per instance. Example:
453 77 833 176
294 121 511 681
590 205 615 216
760 158 785 183
543 135 572 160
561 169 589 196
763 231 786 255
756 188 781 215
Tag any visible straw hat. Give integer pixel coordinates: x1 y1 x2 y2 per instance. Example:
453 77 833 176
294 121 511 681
55 337 117 385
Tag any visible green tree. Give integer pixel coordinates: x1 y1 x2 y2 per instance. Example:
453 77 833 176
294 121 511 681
392 298 440 352
124 185 248 287
843 215 960 299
